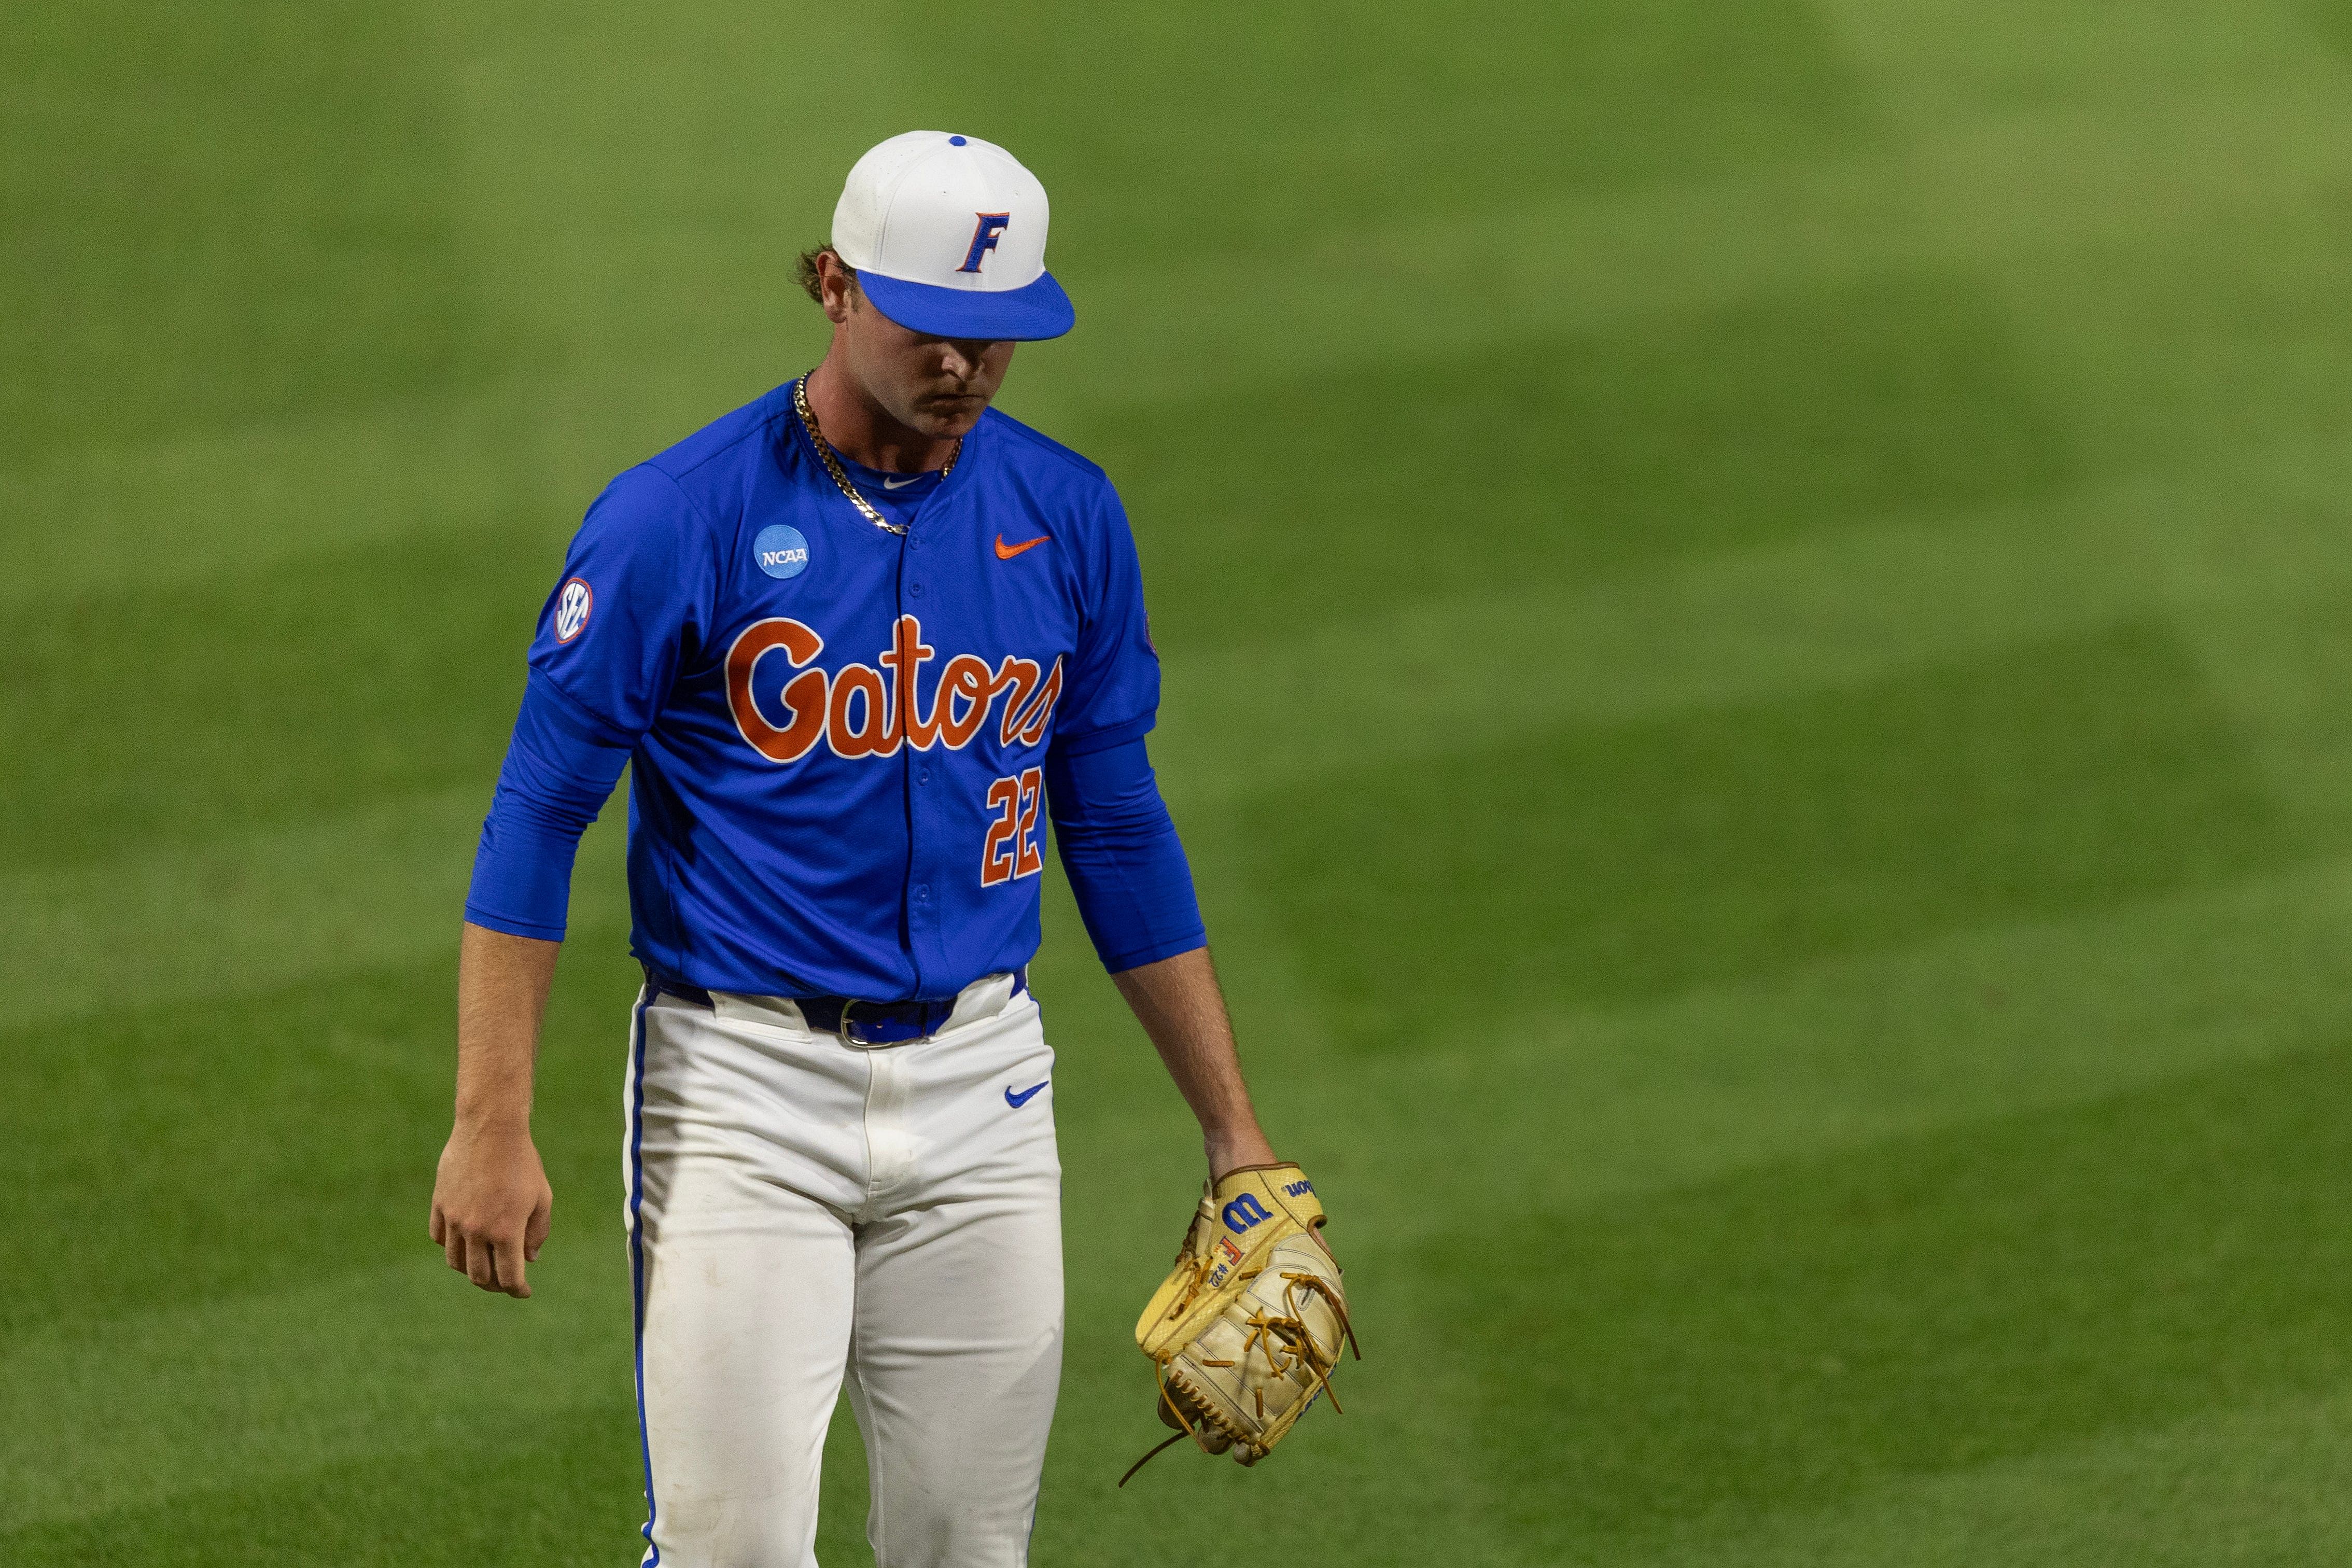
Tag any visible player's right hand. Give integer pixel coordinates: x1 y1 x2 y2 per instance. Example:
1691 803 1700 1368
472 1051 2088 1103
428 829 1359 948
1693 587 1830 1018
429 1119 554 1299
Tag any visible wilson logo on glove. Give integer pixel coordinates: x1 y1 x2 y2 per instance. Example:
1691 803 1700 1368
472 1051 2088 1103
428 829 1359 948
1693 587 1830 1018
1122 1163 1359 1486
1220 1193 1270 1233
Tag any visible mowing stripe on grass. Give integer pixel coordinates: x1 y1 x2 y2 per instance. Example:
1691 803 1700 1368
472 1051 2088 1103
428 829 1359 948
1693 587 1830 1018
0 1257 624 1532
0 793 626 1033
1289 849 2352 1240
1156 437 2352 801
0 397 533 615
1628 1378 2352 1568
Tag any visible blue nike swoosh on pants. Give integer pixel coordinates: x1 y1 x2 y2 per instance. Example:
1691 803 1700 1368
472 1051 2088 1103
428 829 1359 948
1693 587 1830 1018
1004 1081 1048 1109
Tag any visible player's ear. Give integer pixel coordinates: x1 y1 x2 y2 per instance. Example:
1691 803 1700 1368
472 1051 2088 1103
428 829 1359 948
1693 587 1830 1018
811 248 860 325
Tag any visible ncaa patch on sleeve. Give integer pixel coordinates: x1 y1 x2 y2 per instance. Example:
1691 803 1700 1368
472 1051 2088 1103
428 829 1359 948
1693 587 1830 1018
755 524 810 580
554 577 593 643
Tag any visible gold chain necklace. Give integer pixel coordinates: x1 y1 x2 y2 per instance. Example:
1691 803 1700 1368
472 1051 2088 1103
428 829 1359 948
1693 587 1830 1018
793 372 961 538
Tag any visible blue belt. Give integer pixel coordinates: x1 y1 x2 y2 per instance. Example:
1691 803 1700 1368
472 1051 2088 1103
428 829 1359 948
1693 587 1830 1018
646 968 1025 1047
800 993 956 1047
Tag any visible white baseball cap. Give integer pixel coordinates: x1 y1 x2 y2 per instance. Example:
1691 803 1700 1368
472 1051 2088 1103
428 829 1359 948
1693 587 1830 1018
830 130 1075 341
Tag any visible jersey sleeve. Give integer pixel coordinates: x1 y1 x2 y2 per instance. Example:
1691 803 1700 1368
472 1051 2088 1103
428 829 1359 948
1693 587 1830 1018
527 464 719 735
1049 481 1160 757
464 465 716 940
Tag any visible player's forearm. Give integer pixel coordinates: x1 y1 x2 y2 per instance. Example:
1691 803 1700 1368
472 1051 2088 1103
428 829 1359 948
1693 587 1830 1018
1112 946 1278 1175
454 920 561 1128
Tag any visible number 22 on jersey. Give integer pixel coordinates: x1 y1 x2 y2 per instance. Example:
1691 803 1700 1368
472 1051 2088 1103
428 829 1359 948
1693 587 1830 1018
983 768 1045 886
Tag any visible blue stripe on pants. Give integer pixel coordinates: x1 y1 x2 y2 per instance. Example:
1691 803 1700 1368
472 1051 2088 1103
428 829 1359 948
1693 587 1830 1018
627 988 662 1565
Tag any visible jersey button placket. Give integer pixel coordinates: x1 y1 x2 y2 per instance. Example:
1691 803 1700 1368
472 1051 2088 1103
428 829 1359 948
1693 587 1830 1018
897 534 933 975
899 506 954 987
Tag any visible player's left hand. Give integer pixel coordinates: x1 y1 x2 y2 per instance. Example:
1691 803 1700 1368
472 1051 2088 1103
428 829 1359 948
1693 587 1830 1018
429 1119 553 1299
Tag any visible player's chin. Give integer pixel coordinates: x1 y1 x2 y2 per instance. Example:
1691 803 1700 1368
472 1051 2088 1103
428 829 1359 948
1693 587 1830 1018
916 394 991 436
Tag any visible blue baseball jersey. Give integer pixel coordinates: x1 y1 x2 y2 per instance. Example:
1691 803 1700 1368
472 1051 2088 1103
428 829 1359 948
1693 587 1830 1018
487 378 1186 1001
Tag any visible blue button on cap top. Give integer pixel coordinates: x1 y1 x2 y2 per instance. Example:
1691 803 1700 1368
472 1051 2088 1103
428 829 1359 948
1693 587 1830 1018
949 135 967 146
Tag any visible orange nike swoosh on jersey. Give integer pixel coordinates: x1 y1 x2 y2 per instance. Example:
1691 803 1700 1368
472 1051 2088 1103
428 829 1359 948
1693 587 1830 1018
994 534 1051 559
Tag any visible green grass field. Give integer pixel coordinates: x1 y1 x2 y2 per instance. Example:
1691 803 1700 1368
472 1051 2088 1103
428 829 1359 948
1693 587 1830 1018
9 2 2352 1562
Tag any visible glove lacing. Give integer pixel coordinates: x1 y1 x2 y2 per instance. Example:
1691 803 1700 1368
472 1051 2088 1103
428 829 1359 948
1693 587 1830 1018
1118 1267 1361 1487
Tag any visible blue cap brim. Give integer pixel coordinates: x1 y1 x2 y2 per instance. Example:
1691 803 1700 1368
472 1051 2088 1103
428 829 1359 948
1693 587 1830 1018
857 268 1074 342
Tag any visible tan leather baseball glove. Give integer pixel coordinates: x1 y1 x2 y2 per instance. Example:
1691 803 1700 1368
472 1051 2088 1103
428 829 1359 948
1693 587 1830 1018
1120 1163 1359 1485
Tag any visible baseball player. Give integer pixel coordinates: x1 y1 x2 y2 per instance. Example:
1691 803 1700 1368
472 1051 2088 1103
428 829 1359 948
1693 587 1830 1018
428 131 1295 1566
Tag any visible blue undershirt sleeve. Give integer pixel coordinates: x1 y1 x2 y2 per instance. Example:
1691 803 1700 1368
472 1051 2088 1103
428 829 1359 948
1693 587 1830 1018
1045 733 1207 974
464 673 635 941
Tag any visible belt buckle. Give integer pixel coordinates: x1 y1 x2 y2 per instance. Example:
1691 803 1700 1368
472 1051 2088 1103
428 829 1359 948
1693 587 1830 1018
836 999 877 1049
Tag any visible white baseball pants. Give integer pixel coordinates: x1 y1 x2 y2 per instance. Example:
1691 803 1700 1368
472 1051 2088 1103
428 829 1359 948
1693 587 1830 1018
623 971 1064 1567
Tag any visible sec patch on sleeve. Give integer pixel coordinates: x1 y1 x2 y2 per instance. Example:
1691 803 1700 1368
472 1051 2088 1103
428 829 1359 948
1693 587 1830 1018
554 577 594 643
